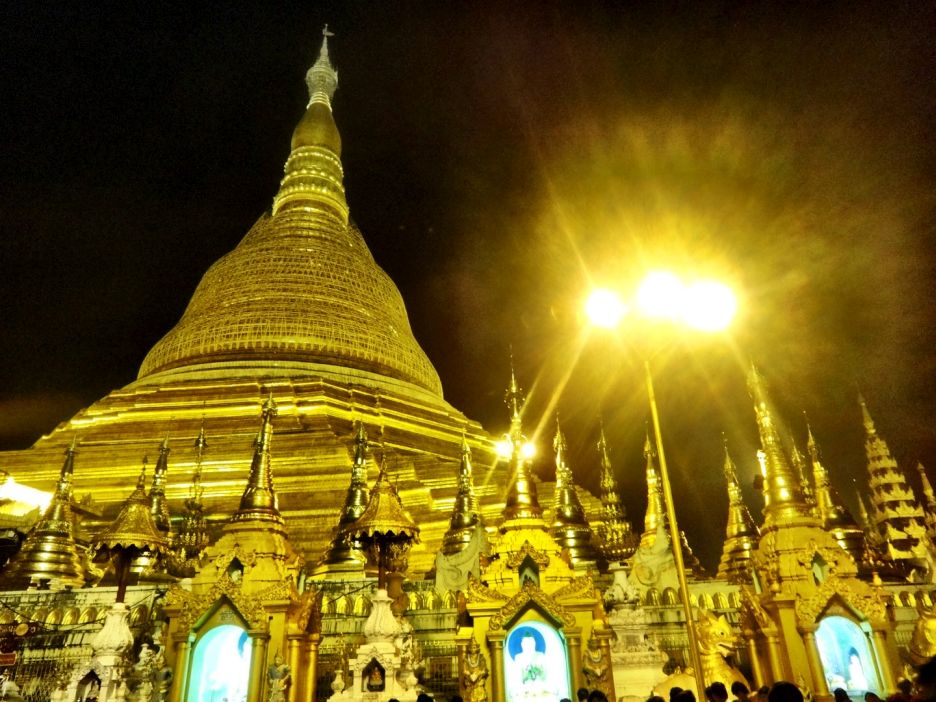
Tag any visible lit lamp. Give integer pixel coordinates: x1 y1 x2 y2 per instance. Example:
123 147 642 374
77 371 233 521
585 271 737 693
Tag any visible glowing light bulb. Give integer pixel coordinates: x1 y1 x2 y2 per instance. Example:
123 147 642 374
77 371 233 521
521 442 536 459
495 439 513 459
636 271 686 320
682 280 737 331
585 288 626 329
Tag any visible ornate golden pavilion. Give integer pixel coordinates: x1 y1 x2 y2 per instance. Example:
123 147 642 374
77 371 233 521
0 30 934 702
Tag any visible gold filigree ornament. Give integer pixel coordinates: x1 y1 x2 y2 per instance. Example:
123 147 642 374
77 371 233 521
505 541 550 569
793 576 887 628
488 581 575 632
166 571 271 632
465 573 509 603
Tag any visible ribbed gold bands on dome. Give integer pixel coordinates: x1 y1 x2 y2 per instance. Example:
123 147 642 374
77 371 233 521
137 32 443 397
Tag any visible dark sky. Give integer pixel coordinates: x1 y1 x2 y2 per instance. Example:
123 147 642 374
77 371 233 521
2 2 935 570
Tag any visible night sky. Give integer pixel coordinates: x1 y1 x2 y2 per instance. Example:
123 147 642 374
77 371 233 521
2 2 935 570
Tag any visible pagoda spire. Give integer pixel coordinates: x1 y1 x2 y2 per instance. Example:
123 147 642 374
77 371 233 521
806 423 867 566
177 423 209 563
790 436 816 515
1 438 85 589
595 423 637 562
716 440 760 583
640 428 666 548
272 26 348 222
747 365 815 529
859 395 929 563
502 363 543 525
917 462 936 542
149 434 172 534
230 394 283 526
317 421 371 571
442 435 482 554
550 417 599 566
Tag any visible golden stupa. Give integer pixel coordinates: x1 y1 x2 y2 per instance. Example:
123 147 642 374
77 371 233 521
0 34 507 577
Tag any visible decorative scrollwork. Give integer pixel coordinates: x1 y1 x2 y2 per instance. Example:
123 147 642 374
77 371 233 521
488 581 575 632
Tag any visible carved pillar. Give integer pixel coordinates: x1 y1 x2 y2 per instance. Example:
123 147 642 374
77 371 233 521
302 633 320 702
566 628 583 696
247 632 270 702
765 633 783 682
488 632 506 702
745 632 764 687
287 635 303 702
168 634 193 702
800 627 830 698
870 627 896 694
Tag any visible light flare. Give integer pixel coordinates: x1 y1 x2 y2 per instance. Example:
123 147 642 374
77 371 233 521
682 280 737 331
636 271 686 321
585 288 627 329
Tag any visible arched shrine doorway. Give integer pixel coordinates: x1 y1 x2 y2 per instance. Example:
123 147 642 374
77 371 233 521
815 615 880 695
186 624 253 702
503 620 571 702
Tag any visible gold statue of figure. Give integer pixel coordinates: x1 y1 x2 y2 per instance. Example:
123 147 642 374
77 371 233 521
463 636 489 702
582 632 611 696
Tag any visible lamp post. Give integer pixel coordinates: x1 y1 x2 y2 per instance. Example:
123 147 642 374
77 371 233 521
585 272 737 694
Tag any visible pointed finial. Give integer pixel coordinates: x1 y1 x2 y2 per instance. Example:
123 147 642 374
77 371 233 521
805 413 819 457
643 424 656 460
553 414 568 458
195 420 207 453
306 26 338 106
137 458 148 490
858 393 876 435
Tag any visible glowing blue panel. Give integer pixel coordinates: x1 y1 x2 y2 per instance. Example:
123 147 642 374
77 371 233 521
187 624 252 702
504 621 571 702
815 615 879 695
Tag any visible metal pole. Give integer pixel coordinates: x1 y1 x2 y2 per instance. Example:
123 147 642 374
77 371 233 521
644 359 706 693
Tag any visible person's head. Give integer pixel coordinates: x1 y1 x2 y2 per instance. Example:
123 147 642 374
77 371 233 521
560 698 572 702
759 689 770 697
674 691 696 702
417 694 433 702
833 689 850 702
648 696 666 702
732 683 750 699
670 688 684 702
897 680 913 697
588 692 609 702
918 657 936 701
865 693 883 702
768 682 804 702
709 683 728 702
577 689 589 702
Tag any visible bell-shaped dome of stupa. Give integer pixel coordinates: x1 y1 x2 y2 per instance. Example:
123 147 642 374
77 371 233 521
138 33 442 396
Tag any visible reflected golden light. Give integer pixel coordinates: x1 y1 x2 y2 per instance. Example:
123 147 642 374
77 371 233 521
584 288 626 329
636 271 685 320
682 279 737 331
521 442 536 459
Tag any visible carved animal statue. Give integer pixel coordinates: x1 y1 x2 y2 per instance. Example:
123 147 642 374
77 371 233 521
652 608 748 695
908 601 936 665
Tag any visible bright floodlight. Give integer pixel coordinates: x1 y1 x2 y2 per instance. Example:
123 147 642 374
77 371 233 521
521 442 536 459
636 271 686 320
495 439 512 459
585 288 626 329
682 280 737 331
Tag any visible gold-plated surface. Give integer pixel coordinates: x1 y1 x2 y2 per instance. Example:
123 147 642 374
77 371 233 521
595 425 637 562
137 37 442 397
549 419 599 566
639 430 666 548
861 395 930 563
95 462 169 555
716 443 759 583
747 365 816 527
806 425 866 567
441 436 482 554
176 424 209 564
231 395 283 526
1 441 84 589
501 368 543 525
149 436 172 534
342 461 419 542
789 440 817 515
315 422 371 571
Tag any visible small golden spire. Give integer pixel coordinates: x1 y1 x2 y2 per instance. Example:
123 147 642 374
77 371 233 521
178 422 209 562
595 421 637 562
716 439 760 583
916 462 936 541
806 423 866 566
747 365 813 527
1 441 85 589
501 366 543 525
149 434 172 534
640 426 666 548
441 434 482 554
789 435 816 512
319 421 372 569
550 417 599 566
230 394 283 525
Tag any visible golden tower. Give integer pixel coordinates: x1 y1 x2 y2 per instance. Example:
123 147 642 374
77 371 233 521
0 34 506 577
594 424 638 563
501 367 544 527
716 441 759 583
860 395 930 565
549 418 599 568
442 435 483 555
916 462 936 542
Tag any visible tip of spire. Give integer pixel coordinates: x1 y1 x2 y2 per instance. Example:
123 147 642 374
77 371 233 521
137 459 148 489
858 393 876 434
643 427 656 459
305 26 339 106
67 434 79 454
